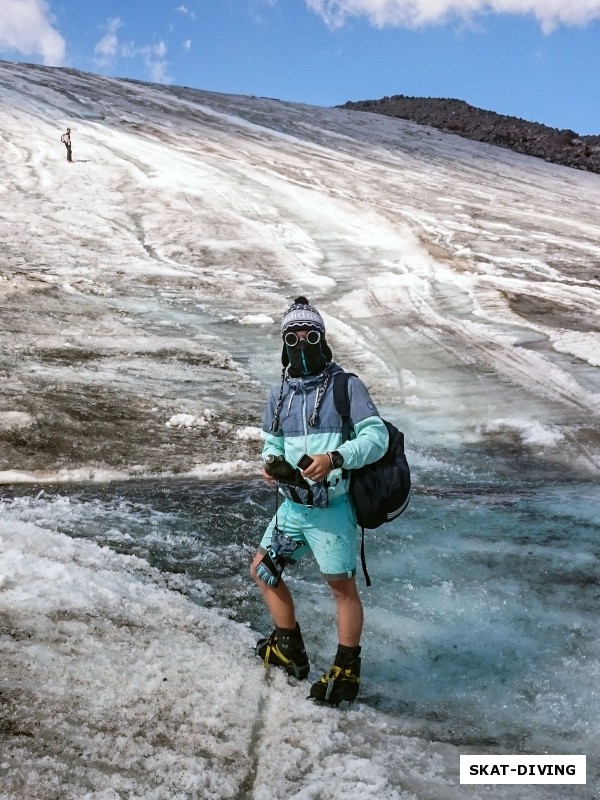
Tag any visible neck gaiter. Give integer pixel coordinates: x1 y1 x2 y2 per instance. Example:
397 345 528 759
286 340 327 376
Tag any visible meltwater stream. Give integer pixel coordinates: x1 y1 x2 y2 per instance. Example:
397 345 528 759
2 473 598 760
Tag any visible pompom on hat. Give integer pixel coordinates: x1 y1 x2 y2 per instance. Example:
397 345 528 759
281 296 325 336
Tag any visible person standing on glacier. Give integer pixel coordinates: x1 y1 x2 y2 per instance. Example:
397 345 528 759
251 296 389 705
60 127 73 162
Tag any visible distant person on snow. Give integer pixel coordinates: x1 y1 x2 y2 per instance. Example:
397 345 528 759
251 296 389 705
60 128 73 162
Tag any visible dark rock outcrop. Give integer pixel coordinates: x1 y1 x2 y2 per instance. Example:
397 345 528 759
339 96 600 174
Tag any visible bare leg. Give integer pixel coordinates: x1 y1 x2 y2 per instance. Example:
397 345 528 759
328 576 363 647
250 551 296 629
307 575 363 703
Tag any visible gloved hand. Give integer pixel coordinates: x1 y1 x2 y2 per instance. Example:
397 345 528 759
263 455 310 489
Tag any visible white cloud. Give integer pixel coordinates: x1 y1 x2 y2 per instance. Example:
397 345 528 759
93 17 122 65
0 0 65 65
304 0 600 32
183 38 192 51
145 41 169 82
94 18 170 84
176 4 197 21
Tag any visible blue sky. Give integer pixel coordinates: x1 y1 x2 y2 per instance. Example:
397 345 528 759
1 0 600 134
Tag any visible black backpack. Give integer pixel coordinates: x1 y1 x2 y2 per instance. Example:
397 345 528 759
333 372 411 585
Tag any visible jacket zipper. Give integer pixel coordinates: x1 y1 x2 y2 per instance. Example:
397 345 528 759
302 386 308 452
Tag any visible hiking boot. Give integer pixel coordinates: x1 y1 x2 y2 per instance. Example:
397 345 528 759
256 624 310 680
310 646 361 706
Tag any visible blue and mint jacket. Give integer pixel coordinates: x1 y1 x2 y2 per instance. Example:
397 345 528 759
262 363 389 507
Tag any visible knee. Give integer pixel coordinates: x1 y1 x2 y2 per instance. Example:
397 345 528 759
328 576 359 603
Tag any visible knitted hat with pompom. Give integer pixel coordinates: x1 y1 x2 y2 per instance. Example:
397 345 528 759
280 296 325 337
279 296 332 369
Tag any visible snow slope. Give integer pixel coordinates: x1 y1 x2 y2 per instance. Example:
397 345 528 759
1 59 599 481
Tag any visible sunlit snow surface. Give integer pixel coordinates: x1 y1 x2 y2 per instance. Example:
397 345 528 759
1 61 599 798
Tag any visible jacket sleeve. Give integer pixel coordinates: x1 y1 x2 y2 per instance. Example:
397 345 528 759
336 376 389 470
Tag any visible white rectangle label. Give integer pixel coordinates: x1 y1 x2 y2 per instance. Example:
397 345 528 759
460 755 586 784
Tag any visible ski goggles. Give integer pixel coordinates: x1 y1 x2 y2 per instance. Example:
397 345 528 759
284 330 322 347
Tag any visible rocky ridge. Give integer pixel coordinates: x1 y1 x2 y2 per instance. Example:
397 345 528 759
339 96 600 174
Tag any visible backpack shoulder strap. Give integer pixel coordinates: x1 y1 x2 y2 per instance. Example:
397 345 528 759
333 371 356 443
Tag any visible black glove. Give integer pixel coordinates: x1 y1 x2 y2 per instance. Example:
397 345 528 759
264 455 309 489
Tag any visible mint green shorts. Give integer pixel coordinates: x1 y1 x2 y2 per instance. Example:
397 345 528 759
260 495 358 580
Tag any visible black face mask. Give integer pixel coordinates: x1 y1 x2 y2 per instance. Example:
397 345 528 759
286 339 327 376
